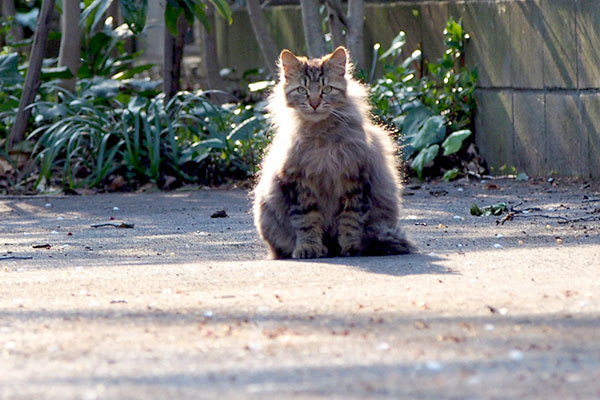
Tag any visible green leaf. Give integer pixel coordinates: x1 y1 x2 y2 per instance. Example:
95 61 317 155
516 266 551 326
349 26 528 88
401 49 422 69
82 78 121 98
0 53 23 84
196 137 227 149
442 168 460 182
410 144 439 180
228 117 259 142
470 202 483 216
248 80 275 92
164 1 183 36
15 9 39 30
516 172 529 181
441 129 471 156
122 78 161 93
208 0 233 25
380 31 406 60
41 66 74 80
80 0 114 31
411 116 446 150
400 103 430 136
127 96 147 113
112 64 154 80
471 202 509 217
120 0 148 34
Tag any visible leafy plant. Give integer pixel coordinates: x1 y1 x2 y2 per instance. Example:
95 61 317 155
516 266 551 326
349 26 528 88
370 18 479 180
28 89 270 191
470 202 509 217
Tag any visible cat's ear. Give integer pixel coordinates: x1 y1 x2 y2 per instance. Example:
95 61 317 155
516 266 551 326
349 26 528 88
280 49 302 76
325 46 347 76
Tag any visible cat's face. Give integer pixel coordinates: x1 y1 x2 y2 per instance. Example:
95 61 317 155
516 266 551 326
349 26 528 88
280 47 348 122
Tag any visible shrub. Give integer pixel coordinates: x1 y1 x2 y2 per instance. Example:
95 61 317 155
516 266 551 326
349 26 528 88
370 18 479 181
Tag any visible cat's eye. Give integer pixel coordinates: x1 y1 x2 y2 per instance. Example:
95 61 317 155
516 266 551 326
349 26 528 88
321 85 333 94
297 87 308 95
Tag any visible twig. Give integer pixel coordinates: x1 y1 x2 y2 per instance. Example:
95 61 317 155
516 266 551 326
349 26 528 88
90 223 135 229
465 171 519 180
498 211 600 225
0 256 33 260
583 198 600 203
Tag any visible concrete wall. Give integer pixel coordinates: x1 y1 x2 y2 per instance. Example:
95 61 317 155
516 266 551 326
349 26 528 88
181 0 600 179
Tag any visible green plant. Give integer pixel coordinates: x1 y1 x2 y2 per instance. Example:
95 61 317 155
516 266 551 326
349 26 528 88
370 18 478 180
28 89 270 191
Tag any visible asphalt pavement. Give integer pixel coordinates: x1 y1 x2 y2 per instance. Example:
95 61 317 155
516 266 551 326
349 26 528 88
1 179 599 399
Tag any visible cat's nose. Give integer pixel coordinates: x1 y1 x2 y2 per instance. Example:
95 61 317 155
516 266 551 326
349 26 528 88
309 98 320 110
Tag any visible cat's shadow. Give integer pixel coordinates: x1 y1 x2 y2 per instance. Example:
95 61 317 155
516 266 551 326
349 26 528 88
299 253 452 277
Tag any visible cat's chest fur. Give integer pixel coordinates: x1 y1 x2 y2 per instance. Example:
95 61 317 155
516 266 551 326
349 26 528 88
283 133 367 220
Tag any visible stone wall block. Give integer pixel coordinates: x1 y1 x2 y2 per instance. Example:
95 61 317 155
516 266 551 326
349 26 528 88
461 1 511 88
474 89 514 171
581 94 600 179
545 94 588 177
513 92 547 176
577 0 600 88
419 2 448 67
541 0 577 89
510 0 544 89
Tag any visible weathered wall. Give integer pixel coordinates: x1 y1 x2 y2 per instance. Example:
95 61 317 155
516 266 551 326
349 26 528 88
191 1 600 179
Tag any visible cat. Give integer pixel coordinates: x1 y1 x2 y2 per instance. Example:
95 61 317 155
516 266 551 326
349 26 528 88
252 46 414 259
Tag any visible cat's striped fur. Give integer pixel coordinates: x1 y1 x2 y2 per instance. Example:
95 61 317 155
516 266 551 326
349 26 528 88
253 47 414 259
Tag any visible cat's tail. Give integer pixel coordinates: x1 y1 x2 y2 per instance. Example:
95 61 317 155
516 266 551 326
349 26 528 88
363 225 416 256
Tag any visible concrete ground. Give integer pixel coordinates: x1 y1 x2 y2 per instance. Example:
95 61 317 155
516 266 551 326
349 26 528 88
1 179 599 399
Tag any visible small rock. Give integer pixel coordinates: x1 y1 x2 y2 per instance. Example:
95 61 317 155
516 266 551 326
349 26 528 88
376 342 390 351
211 209 228 218
509 350 524 361
425 360 443 371
493 243 503 249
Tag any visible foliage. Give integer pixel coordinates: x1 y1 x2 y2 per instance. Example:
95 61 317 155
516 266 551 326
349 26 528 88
470 202 509 217
28 89 270 191
370 18 479 180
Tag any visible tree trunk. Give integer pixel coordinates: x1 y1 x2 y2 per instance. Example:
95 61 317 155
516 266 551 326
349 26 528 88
246 0 279 76
163 13 188 102
1 0 24 44
300 0 327 58
200 7 227 103
326 0 346 49
347 0 364 69
58 0 81 92
8 0 56 149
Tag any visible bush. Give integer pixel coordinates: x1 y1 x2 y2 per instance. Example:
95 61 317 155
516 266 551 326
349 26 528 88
370 18 479 181
28 90 270 191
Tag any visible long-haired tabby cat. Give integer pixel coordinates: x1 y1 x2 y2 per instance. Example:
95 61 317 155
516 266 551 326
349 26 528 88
253 46 414 259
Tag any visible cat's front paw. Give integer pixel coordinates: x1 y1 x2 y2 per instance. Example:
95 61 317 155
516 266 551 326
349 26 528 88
292 242 328 259
340 241 362 257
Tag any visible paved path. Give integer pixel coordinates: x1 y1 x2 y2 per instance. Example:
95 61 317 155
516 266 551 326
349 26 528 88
1 180 599 399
